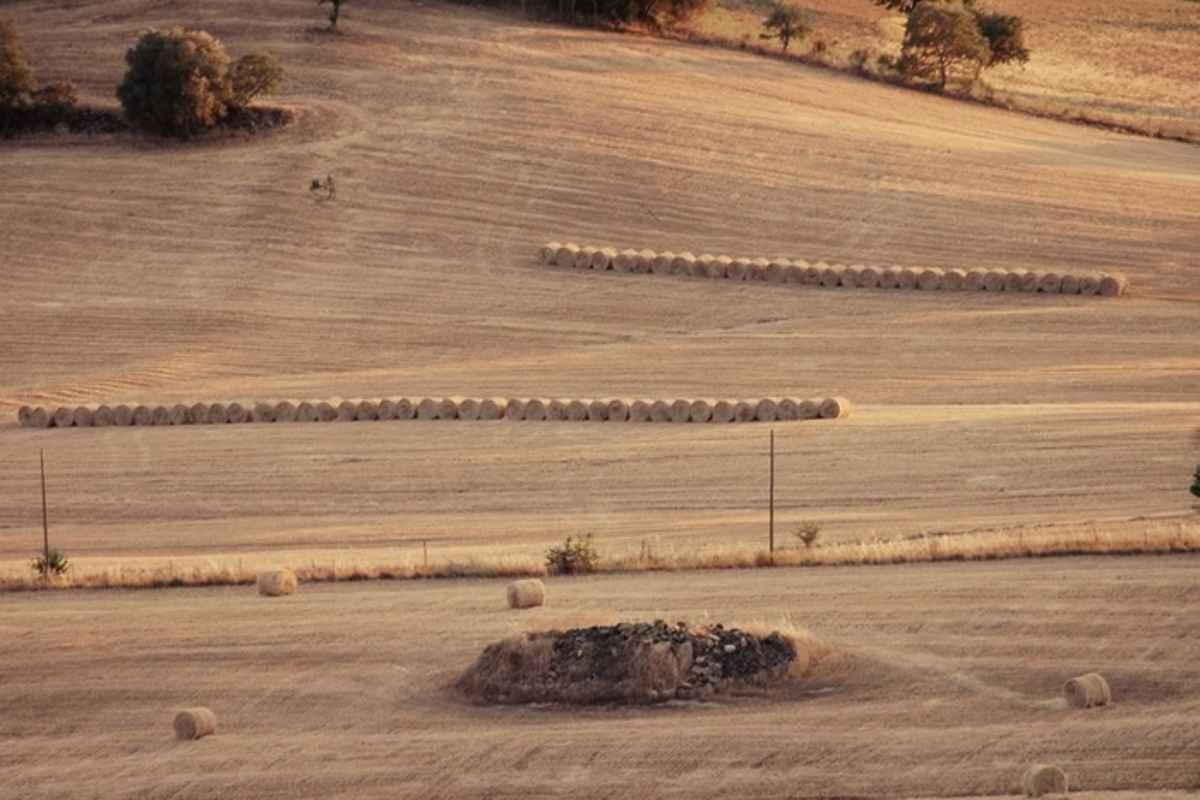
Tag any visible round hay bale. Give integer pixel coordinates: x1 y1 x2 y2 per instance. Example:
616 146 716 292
983 270 1007 292
629 399 653 422
504 398 526 421
1004 269 1026 292
1098 273 1128 297
1063 673 1111 708
1022 764 1068 798
336 400 357 421
547 399 568 421
748 258 771 282
856 265 881 289
457 398 481 421
540 241 562 265
690 254 714 279
776 397 800 421
394 398 416 420
173 707 217 741
650 251 675 275
1078 273 1102 296
51 406 74 428
613 248 639 273
204 403 224 425
765 258 791 284
17 406 31 427
590 247 616 271
1059 273 1082 294
506 578 545 609
252 402 277 424
839 264 863 288
295 401 319 422
587 399 609 422
479 397 507 420
606 398 629 422
733 401 756 423
150 405 171 426
416 398 439 420
226 403 250 424
964 270 987 291
649 400 671 423
437 398 459 420
555 243 580 267
1019 270 1041 292
754 398 779 422
669 399 691 423
688 399 713 423
524 398 550 421
784 261 807 284
132 405 154 426
670 252 696 276
376 398 398 420
94 405 115 427
820 264 845 288
26 407 49 428
188 403 209 425
819 397 852 419
917 267 944 291
72 406 95 427
801 262 823 285
1037 272 1062 293
565 399 590 421
941 268 966 291
168 404 190 425
896 267 919 290
352 400 378 421
256 568 297 597
635 249 656 273
878 266 901 290
315 401 338 422
720 256 742 281
573 245 597 270
798 398 822 419
711 400 736 423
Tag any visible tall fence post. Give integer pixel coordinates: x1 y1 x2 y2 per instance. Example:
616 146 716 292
768 429 775 557
40 449 49 565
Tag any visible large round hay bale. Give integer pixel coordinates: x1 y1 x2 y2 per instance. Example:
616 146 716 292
897 267 919 290
540 241 562 265
650 251 675 275
555 243 580 267
801 262 823 285
479 397 506 420
226 403 251 424
982 270 1006 292
296 401 319 422
132 405 154 426
1059 273 1082 295
17 406 31 427
572 245 596 270
940 268 966 291
376 398 398 420
669 399 691 423
856 265 881 289
547 399 568 421
964 270 987 291
437 398 459 420
765 258 791 284
798 398 822 419
649 400 671 423
256 568 297 597
252 402 276 424
524 397 549 421
149 405 170 426
394 397 416 419
506 578 545 609
71 406 94 427
456 398 481 421
819 397 852 419
336 400 357 421
565 399 590 421
748 258 771 282
1064 673 1111 708
587 399 609 422
26 407 49 428
94 405 115 427
168 404 190 425
1019 270 1041 292
688 399 712 423
1022 764 1068 798
820 264 845 288
917 267 944 291
733 401 756 422
606 398 629 422
204 403 224 425
1078 273 1102 295
1098 273 1128 297
878 266 900 290
629 399 653 422
187 403 208 425
839 264 863 288
173 708 217 741
613 248 639 273
635 249 656 273
670 252 696 276
315 401 338 422
784 261 807 284
717 256 740 280
1004 269 1026 292
754 398 778 422
690 254 714 279
504 398 526 421
776 397 799 421
51 407 74 428
416 398 439 420
1038 272 1062 293
590 247 616 271
712 400 736 423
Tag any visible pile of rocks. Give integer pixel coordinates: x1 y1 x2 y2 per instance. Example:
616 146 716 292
458 620 798 705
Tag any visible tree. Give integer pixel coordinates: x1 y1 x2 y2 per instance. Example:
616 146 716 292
117 27 232 135
0 20 35 111
898 0 991 89
1191 464 1200 500
228 53 284 108
759 4 811 53
975 10 1028 66
319 0 346 30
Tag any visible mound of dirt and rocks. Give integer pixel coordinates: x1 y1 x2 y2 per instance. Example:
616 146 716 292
457 620 801 705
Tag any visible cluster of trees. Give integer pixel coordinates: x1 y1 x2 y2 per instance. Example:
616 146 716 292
879 0 1029 88
0 20 78 134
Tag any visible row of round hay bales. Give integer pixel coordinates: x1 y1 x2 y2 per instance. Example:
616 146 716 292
539 242 1129 297
17 397 852 428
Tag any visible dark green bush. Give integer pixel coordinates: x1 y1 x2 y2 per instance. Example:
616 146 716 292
1191 465 1200 499
31 548 69 577
899 0 991 88
759 4 810 52
545 534 600 575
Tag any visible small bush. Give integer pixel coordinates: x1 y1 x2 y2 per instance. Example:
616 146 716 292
793 521 821 548
1191 464 1200 499
31 549 69 578
849 47 875 74
545 534 599 575
228 53 283 109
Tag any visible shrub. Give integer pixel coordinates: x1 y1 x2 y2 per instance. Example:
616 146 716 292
849 47 876 74
759 4 810 53
117 27 232 136
31 548 69 578
975 10 1028 66
793 521 821 548
545 534 599 575
899 0 991 89
319 0 346 30
0 20 34 111
228 53 283 109
29 80 77 126
1191 464 1200 499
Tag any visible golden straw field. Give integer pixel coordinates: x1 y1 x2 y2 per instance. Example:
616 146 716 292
1 0 1198 797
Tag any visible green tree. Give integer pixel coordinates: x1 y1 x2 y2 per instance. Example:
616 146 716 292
0 20 35 111
759 4 811 53
975 10 1028 66
319 0 346 30
228 53 284 108
117 27 232 135
1191 464 1200 499
898 0 991 89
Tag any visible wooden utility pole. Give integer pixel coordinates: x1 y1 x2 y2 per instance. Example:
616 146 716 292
768 429 775 556
40 449 49 564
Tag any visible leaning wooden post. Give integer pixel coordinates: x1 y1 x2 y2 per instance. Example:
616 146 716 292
768 429 775 557
40 449 49 567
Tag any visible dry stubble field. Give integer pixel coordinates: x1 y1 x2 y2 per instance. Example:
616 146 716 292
0 0 1198 796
